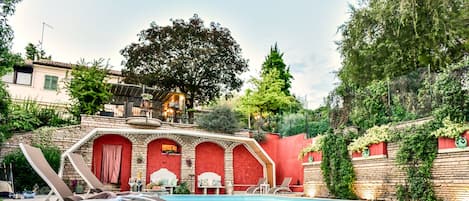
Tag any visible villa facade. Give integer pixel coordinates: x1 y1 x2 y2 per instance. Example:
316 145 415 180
1 60 122 107
0 60 187 122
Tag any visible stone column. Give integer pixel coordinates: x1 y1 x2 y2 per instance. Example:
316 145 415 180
224 145 235 185
181 141 196 193
131 135 147 189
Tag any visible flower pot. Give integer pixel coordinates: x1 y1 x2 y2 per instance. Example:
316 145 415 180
369 142 387 156
304 151 322 162
352 142 387 158
75 184 84 194
438 131 469 149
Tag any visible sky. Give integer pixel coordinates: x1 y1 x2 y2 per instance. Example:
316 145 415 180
9 0 351 109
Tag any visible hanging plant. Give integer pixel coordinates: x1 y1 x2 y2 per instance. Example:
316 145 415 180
141 93 153 101
348 124 392 152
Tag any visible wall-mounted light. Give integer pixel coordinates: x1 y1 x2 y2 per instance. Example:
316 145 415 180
185 158 192 167
305 184 317 197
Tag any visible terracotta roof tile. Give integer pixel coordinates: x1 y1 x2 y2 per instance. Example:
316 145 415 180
33 60 122 76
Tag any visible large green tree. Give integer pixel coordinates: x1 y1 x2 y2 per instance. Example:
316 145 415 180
261 43 293 95
0 0 22 76
121 14 248 119
238 69 297 130
337 0 469 87
0 0 22 138
25 42 50 61
65 59 112 120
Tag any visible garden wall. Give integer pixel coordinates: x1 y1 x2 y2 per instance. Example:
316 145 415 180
303 142 469 201
260 133 312 192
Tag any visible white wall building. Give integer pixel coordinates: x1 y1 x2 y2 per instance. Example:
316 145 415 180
1 60 122 107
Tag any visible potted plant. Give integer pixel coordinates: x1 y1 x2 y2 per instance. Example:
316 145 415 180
141 93 153 108
431 118 469 149
75 181 84 194
141 93 153 101
348 124 391 158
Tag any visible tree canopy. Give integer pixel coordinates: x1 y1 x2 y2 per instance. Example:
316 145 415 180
25 43 50 61
0 0 21 135
65 59 112 120
121 14 249 112
0 0 22 76
261 43 293 95
196 105 239 134
337 0 469 87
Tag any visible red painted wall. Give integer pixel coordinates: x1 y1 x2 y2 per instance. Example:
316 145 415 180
232 145 263 191
92 134 132 191
146 139 181 184
260 133 312 192
195 142 225 194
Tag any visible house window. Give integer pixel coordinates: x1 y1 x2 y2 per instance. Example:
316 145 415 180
16 72 32 85
3 66 34 86
44 75 58 90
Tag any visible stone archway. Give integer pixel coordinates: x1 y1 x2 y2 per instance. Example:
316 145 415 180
146 138 182 184
195 141 225 194
92 134 132 191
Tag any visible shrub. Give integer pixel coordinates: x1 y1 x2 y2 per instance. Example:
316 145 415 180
1 100 74 141
348 124 392 152
174 182 190 194
0 82 11 124
197 106 238 134
431 58 469 123
65 59 112 120
7 102 42 132
2 145 61 191
431 118 469 139
252 132 266 142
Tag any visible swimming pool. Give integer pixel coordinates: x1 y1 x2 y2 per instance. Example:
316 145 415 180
160 195 332 201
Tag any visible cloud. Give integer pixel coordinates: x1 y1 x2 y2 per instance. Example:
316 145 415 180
289 51 341 109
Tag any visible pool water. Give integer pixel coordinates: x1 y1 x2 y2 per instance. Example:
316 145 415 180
160 195 331 201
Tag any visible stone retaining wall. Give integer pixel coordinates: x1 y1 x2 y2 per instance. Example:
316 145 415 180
303 142 469 201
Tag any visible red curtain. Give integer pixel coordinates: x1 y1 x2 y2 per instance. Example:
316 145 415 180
101 144 122 184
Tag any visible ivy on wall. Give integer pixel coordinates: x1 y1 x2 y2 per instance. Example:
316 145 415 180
320 133 357 199
395 123 438 201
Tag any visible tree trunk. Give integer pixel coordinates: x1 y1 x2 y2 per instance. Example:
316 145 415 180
187 97 194 124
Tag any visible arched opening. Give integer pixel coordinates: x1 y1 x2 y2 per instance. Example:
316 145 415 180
92 134 132 191
195 142 225 194
146 138 182 184
233 144 264 191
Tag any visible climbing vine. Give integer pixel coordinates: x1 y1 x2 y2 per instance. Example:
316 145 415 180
395 123 438 201
320 133 357 199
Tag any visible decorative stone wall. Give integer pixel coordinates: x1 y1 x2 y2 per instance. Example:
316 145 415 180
304 142 469 201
